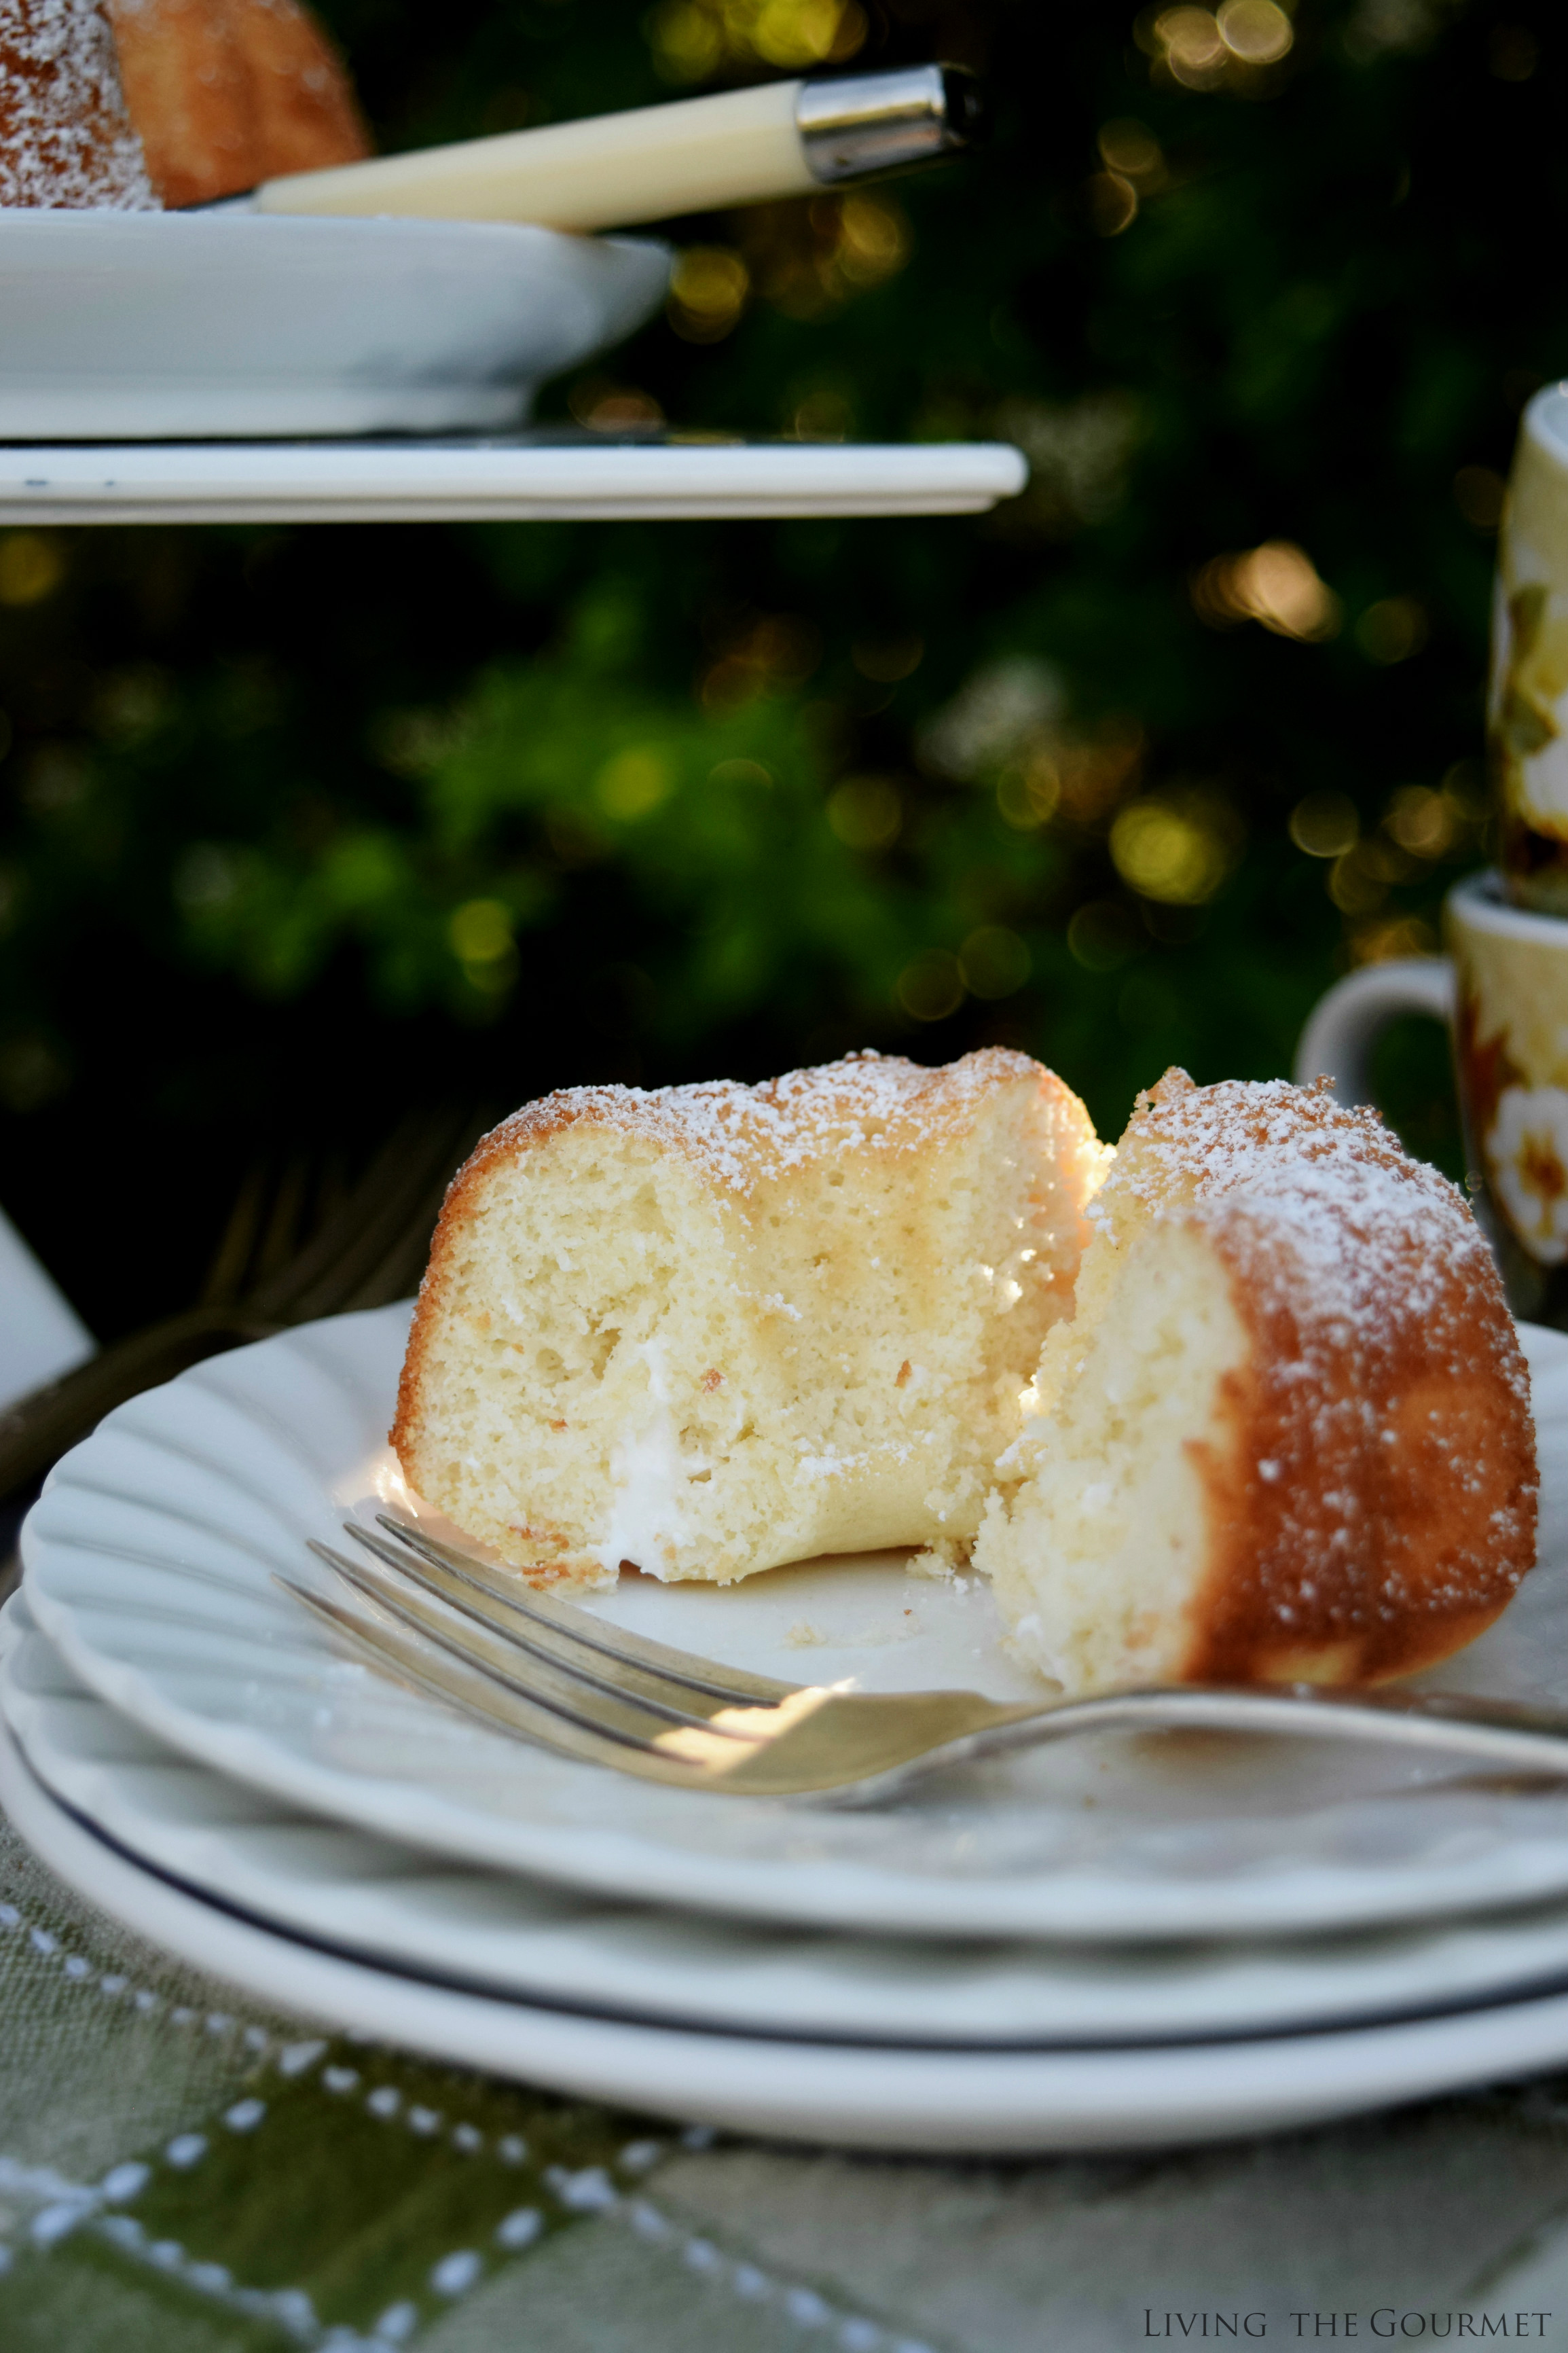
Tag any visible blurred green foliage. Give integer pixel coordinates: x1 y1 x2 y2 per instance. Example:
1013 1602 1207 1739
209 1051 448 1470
0 0 1558 1333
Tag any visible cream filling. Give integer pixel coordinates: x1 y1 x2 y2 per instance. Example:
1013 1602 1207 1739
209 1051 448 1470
590 1339 706 1579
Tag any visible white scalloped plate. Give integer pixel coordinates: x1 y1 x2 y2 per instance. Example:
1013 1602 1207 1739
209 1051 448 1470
8 1596 1568 2049
19 1306 1568 1943
9 1714 1568 2153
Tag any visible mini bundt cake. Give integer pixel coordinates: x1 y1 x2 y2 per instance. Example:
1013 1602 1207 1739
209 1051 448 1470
973 1070 1538 1694
0 0 155 206
109 0 369 207
394 1049 1111 1589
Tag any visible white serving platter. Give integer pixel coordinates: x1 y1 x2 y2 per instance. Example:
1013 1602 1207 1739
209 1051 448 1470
18 1305 1568 1944
0 433 1029 524
7 1714 1568 2153
8 1595 1568 2049
0 211 669 442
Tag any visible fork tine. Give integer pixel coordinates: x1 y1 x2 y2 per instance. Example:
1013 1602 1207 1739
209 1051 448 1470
306 1540 765 1755
274 1572 707 1785
341 1522 740 1729
373 1515 799 1706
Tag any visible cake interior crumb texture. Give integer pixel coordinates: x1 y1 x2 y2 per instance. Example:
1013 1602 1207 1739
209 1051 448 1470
394 1049 1110 1588
974 1070 1539 1693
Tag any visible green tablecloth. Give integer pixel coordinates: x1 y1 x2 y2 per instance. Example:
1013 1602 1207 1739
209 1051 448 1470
3 1808 1568 2352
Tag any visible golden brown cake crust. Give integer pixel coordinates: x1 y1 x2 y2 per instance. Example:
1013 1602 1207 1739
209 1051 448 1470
1127 1071 1537 1684
109 0 367 206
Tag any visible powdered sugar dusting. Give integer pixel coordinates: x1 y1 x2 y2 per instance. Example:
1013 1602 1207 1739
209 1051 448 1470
1103 1069 1537 1638
473 1047 1055 1199
1109 1068 1507 1370
1 0 157 209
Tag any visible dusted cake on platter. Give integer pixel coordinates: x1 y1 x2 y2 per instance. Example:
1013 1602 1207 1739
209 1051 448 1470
394 1049 1110 1590
0 0 155 206
974 1070 1538 1695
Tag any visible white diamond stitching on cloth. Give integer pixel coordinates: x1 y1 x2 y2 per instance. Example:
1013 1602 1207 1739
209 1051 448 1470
0 1830 919 2351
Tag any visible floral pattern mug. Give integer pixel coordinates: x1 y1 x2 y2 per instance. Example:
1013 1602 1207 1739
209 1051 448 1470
1491 383 1568 912
1296 869 1568 1325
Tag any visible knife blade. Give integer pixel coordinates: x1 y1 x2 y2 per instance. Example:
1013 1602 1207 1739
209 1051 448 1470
200 65 985 229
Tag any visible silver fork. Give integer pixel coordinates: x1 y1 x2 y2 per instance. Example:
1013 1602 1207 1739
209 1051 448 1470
276 1517 1568 1803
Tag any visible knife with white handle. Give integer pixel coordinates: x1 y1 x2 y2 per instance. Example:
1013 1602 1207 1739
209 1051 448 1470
214 65 985 229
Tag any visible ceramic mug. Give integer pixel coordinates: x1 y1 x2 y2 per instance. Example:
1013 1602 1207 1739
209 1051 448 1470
1296 869 1568 1325
1491 382 1568 912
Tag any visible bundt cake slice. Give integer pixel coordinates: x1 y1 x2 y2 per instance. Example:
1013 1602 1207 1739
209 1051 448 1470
394 1049 1110 1589
974 1071 1538 1693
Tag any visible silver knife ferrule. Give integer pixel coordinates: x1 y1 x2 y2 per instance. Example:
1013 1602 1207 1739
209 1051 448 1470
795 64 985 187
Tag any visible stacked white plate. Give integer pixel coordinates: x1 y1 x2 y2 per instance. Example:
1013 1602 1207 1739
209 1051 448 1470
7 1304 1568 2153
0 212 1028 527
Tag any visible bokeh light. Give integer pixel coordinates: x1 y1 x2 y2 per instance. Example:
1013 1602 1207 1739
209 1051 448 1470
1191 542 1342 641
1349 914 1439 964
827 776 902 850
788 387 854 441
1385 784 1457 857
699 613 822 710
648 0 866 82
1085 172 1138 237
595 749 674 821
568 380 666 432
960 927 1032 1000
1154 5 1227 85
996 754 1061 831
741 193 912 323
1138 1 1294 90
1289 791 1360 858
668 248 750 343
1097 120 1166 184
449 899 519 995
1216 0 1293 64
896 950 964 1022
1355 597 1429 664
0 533 65 609
708 758 774 791
1110 792 1242 905
836 194 911 287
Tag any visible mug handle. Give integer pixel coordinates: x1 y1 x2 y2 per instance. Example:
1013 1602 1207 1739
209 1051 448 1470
1292 958 1457 1108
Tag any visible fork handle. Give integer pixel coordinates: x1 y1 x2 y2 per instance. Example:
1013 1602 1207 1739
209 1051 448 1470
962 1683 1568 1779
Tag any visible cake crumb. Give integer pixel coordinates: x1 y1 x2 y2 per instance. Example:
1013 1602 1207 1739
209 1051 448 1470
908 1537 970 1583
785 1615 921 1648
